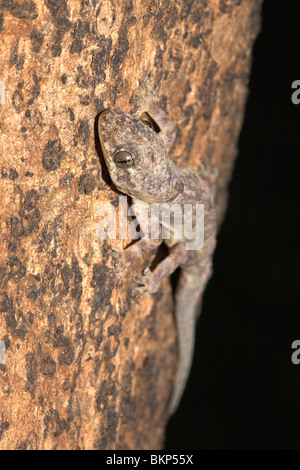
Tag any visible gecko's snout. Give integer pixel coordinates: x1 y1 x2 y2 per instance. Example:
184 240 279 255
99 109 137 172
98 109 124 141
98 109 111 133
99 108 120 124
100 109 110 117
98 109 116 150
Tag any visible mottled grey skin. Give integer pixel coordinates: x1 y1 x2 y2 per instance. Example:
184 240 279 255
98 81 217 415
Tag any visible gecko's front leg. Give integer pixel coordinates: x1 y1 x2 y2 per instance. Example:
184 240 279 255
135 78 177 152
109 197 163 286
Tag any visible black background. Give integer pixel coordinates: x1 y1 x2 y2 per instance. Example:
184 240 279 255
166 0 300 450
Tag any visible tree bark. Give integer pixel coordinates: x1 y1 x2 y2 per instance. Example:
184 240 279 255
0 0 262 450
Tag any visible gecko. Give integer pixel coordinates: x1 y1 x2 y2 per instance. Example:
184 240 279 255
98 79 217 415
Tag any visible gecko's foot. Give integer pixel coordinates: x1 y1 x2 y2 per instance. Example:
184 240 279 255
132 268 159 295
134 77 156 115
111 248 121 268
198 162 219 184
110 248 125 288
137 77 156 99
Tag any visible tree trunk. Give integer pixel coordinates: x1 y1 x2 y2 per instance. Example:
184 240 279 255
0 0 262 450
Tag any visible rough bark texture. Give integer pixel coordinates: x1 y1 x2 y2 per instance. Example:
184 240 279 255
0 0 262 450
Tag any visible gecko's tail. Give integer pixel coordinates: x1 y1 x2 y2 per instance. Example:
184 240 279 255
168 262 212 416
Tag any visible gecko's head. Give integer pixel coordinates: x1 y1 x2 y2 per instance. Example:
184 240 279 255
98 109 174 202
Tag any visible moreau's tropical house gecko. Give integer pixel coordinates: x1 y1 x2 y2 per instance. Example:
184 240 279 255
98 80 217 415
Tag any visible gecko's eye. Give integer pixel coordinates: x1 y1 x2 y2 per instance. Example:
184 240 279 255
113 149 134 169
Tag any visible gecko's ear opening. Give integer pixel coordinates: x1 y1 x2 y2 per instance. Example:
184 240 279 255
139 112 161 134
141 120 155 130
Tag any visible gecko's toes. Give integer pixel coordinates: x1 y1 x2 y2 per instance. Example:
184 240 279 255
133 273 146 286
135 78 156 115
109 247 126 287
131 285 150 298
198 162 219 184
115 273 124 289
132 270 159 295
110 248 121 267
131 288 139 298
131 285 148 297
134 95 147 115
138 77 156 97
111 248 119 258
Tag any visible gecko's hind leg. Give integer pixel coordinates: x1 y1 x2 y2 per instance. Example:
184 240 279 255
132 242 188 296
112 237 162 287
